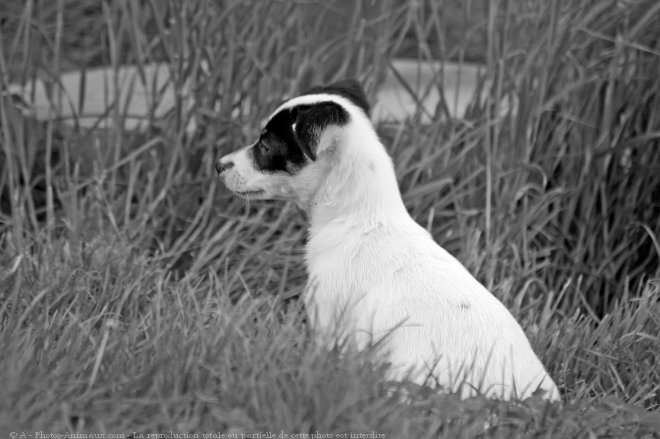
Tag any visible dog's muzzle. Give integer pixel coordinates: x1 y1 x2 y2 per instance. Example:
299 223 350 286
215 158 234 175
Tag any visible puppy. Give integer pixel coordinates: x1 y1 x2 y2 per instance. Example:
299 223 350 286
216 80 560 401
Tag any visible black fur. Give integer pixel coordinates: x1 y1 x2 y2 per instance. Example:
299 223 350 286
251 108 306 174
251 79 367 173
291 102 349 161
304 79 370 116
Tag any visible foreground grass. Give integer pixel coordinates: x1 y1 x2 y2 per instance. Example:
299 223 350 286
1 0 660 436
1 230 659 435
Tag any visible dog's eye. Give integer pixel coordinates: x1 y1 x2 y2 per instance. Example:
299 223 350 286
259 142 270 154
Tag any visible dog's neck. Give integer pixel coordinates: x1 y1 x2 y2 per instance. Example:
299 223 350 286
307 122 410 234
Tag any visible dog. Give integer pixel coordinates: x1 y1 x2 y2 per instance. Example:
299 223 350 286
216 79 560 401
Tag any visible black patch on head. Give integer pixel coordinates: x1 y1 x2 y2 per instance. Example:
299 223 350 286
251 109 306 174
304 79 370 116
291 102 349 161
251 101 350 173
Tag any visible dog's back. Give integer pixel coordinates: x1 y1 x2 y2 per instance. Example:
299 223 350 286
306 208 559 400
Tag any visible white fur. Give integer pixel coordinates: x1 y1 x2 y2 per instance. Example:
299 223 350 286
219 93 560 401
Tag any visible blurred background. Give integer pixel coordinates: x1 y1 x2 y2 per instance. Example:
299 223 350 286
2 0 658 314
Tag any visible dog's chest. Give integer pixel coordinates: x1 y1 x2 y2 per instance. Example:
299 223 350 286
303 235 366 331
302 224 409 339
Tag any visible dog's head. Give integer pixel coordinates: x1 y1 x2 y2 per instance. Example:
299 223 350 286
216 79 370 209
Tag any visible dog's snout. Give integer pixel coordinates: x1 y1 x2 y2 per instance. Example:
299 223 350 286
215 159 234 174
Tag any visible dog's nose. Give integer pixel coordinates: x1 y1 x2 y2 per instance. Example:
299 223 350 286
215 159 234 174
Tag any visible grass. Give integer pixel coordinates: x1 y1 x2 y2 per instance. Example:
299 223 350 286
1 0 660 436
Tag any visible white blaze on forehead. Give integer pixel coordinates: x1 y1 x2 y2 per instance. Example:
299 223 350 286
265 93 364 125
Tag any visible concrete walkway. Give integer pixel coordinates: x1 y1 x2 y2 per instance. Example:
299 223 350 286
374 59 483 123
8 59 485 130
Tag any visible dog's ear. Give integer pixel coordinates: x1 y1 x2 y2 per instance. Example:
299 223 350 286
305 79 370 116
291 103 349 161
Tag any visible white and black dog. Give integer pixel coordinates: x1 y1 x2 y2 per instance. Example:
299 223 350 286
216 80 560 401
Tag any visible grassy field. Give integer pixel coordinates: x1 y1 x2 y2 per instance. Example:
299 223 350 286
1 0 660 436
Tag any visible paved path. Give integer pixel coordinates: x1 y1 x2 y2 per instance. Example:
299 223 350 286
9 59 484 130
374 59 482 123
